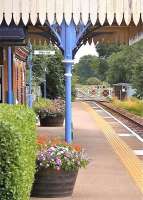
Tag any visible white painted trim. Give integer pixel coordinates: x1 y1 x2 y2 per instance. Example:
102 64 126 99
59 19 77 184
64 73 72 77
0 0 140 26
62 59 74 64
94 102 143 143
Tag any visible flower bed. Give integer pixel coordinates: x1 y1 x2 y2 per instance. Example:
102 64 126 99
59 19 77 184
37 138 88 171
31 137 89 198
33 98 65 126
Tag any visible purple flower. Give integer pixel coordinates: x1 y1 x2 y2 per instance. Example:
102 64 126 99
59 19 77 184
56 158 62 166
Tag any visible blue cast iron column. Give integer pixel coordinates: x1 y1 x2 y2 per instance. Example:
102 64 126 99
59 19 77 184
63 59 74 143
27 42 33 108
7 46 13 104
61 21 76 143
51 19 90 143
44 67 47 99
29 63 33 108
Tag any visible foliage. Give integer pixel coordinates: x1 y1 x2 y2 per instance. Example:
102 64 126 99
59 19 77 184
32 44 65 99
95 58 109 81
0 104 37 200
75 40 143 98
96 43 123 58
74 44 122 84
37 137 89 172
33 98 65 118
131 58 143 98
107 47 134 84
95 43 123 81
86 77 102 85
74 55 99 84
72 75 79 100
33 98 53 113
106 40 143 98
112 97 143 117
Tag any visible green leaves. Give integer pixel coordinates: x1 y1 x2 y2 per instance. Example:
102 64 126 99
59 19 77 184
106 39 143 98
33 98 65 118
75 55 99 84
32 44 65 99
0 104 37 200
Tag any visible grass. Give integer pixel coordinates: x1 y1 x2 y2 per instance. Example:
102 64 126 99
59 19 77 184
111 98 143 117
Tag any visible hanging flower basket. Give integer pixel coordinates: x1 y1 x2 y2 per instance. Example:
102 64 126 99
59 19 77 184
31 138 89 198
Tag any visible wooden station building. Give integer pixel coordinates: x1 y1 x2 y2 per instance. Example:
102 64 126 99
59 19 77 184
0 25 29 104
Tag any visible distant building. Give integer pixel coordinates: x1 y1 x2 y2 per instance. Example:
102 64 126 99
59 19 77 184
113 83 136 100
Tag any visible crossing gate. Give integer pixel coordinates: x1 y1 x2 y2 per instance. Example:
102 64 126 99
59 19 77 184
76 85 113 101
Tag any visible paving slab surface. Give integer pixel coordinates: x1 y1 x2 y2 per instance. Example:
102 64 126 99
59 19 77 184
31 102 143 200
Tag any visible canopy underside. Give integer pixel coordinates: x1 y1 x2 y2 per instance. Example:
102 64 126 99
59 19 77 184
25 23 143 52
0 0 143 26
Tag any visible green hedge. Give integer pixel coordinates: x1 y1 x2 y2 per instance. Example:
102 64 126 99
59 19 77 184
0 104 37 200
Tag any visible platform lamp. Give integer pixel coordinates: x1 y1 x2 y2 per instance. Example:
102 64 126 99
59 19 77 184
27 42 33 108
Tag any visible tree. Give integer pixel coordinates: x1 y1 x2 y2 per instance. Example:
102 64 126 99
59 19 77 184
106 40 143 83
86 77 102 85
95 43 123 81
32 44 65 99
74 55 99 84
131 57 143 98
95 58 109 81
96 43 123 58
105 39 143 98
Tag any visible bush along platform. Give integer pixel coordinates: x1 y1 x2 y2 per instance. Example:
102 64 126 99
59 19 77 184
0 104 37 200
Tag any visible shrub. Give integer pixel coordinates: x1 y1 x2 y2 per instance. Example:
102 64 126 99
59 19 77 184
86 77 102 85
0 104 37 200
112 97 143 116
33 98 65 119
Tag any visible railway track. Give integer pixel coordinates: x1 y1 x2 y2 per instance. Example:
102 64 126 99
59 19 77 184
94 101 143 139
86 100 143 160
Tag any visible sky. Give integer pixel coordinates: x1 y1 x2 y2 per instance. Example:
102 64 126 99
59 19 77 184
74 42 98 63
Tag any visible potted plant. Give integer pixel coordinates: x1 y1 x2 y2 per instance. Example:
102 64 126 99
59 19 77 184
33 98 65 127
31 137 89 198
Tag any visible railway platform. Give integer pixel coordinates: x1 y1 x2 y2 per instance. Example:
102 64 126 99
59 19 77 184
31 101 143 200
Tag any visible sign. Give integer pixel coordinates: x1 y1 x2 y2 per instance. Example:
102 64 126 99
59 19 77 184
102 90 109 97
34 50 55 56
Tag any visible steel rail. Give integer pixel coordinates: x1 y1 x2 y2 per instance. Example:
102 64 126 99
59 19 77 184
89 101 143 143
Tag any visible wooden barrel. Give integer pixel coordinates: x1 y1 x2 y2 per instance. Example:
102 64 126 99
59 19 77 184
31 168 78 198
39 115 64 127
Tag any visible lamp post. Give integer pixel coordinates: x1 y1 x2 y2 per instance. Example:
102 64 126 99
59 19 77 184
27 42 33 108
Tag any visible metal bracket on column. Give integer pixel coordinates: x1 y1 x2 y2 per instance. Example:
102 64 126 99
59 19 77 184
47 20 92 143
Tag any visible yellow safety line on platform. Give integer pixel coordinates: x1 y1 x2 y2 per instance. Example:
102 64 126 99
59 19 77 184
81 102 143 193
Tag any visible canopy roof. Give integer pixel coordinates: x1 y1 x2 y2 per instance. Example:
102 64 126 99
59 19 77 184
0 0 143 26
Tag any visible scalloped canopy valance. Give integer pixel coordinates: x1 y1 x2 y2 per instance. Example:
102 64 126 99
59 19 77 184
0 0 143 26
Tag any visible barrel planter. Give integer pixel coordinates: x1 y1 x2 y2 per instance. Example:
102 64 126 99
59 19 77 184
39 115 64 127
31 168 78 198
